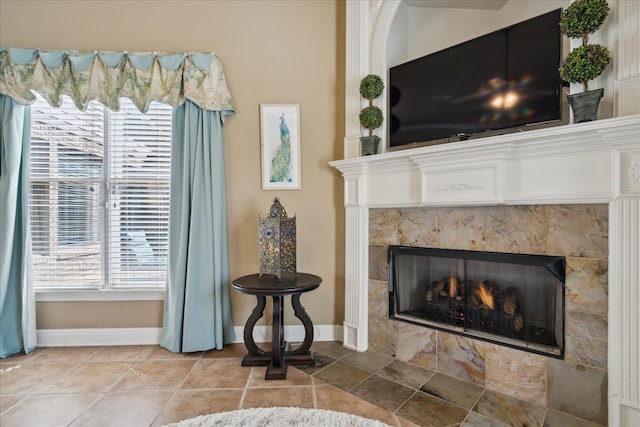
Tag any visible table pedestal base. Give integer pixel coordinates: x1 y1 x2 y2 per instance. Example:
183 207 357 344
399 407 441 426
241 293 316 380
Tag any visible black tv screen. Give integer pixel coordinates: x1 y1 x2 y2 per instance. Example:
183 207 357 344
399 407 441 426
389 8 562 148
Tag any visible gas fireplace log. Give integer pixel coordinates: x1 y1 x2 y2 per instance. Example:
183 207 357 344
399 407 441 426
513 313 523 331
426 290 434 302
502 287 518 316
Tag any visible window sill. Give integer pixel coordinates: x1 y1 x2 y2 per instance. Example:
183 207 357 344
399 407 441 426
35 289 165 302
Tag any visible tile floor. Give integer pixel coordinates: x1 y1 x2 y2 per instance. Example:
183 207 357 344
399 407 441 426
0 341 595 427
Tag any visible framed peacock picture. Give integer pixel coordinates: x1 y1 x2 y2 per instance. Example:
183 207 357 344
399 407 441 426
260 104 301 190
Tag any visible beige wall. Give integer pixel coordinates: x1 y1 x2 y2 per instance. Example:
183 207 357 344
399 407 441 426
0 0 346 330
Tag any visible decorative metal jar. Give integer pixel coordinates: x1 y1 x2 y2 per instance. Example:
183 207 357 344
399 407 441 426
259 197 296 279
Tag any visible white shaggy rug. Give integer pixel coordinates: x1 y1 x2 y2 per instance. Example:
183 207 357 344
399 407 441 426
164 406 393 427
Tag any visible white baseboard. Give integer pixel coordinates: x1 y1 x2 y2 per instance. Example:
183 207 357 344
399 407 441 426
36 324 343 347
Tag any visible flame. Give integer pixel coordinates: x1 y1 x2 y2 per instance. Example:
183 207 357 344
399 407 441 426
449 273 458 298
475 281 495 309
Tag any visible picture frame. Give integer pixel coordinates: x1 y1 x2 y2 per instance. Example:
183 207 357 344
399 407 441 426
260 104 301 190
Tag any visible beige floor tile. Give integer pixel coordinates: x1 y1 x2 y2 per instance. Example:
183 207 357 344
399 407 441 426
90 345 157 361
180 359 250 389
147 346 203 360
0 362 77 394
70 390 173 427
110 360 197 391
247 365 312 387
242 386 314 408
0 393 100 427
0 394 28 414
41 361 128 393
26 346 103 364
151 389 243 426
202 343 247 359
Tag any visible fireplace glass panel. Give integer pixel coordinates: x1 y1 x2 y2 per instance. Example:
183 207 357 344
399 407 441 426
389 246 565 358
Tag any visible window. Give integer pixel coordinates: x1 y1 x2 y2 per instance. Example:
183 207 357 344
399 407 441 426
29 94 173 290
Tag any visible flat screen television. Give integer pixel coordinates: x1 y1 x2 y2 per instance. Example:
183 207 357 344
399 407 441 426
388 8 563 148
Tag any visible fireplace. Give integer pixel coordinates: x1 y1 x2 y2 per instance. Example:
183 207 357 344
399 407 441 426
389 246 565 358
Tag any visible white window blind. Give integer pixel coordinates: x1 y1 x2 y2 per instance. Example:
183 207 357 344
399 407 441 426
29 94 173 289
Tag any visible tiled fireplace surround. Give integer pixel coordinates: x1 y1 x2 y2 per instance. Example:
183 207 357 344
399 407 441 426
367 204 609 424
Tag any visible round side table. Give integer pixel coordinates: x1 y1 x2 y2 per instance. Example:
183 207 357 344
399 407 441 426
232 273 321 380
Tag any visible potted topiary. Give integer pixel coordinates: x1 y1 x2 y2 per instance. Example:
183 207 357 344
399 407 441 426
359 74 384 155
559 0 611 123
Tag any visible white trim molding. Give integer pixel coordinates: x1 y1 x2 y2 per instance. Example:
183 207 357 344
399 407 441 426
36 324 343 347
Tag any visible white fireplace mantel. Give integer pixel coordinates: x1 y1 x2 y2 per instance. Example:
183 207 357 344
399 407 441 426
331 115 640 425
335 1 640 423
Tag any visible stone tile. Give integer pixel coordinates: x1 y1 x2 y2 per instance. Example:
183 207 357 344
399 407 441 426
69 390 172 426
543 408 605 427
420 372 484 410
316 342 354 360
437 332 486 386
396 390 469 427
242 386 314 408
369 279 389 318
462 411 510 427
0 393 100 426
180 359 250 389
351 374 415 412
484 205 548 255
547 359 608 425
565 310 607 369
110 360 196 391
313 360 371 392
342 350 394 373
377 359 435 389
484 344 547 405
369 245 389 281
398 208 439 247
295 352 336 375
547 204 608 258
565 257 608 316
42 362 128 393
396 321 437 370
151 389 243 426
315 383 401 426
368 315 397 356
370 208 399 245
473 389 546 427
435 206 490 251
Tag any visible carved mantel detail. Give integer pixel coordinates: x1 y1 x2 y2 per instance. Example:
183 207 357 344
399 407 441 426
434 182 484 191
629 156 640 188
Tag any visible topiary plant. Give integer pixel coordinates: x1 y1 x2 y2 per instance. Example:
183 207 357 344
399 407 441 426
559 0 611 92
359 74 384 136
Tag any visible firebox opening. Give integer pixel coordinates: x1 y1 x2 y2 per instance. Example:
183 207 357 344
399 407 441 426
388 246 565 358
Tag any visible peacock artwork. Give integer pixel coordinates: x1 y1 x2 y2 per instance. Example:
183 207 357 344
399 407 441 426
270 114 292 183
260 104 300 190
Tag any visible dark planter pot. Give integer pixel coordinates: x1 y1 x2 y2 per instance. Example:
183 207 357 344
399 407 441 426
359 135 380 156
568 89 604 123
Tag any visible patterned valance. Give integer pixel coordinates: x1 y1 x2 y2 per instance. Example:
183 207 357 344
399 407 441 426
0 47 234 114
